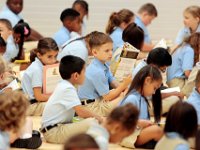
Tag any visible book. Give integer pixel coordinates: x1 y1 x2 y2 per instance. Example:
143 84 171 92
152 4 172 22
161 86 180 93
43 63 62 94
153 38 168 49
1 79 20 91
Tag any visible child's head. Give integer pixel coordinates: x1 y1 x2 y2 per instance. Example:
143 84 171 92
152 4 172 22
0 55 7 76
33 37 58 65
164 101 198 139
106 9 134 34
72 0 89 21
147 47 172 72
59 55 85 85
138 3 158 26
60 8 81 33
7 0 23 15
105 103 139 143
183 6 200 29
0 36 6 54
64 133 99 150
195 70 200 92
0 19 13 41
0 91 29 133
122 22 144 49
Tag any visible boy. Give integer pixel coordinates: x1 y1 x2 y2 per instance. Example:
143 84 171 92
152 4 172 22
41 55 102 144
187 70 200 124
53 8 81 48
135 3 157 51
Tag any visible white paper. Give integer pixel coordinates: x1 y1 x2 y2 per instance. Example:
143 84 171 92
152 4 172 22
2 79 20 91
161 87 180 93
154 38 168 49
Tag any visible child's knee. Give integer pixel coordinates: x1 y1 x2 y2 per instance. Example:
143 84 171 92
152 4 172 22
152 125 163 140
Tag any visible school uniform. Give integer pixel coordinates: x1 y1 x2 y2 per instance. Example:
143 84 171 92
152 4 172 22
155 132 189 150
110 27 124 53
0 4 22 27
175 24 200 45
187 88 200 124
21 58 46 116
135 16 151 44
41 80 95 144
0 130 9 150
53 26 70 48
78 58 115 116
132 59 147 77
167 44 194 89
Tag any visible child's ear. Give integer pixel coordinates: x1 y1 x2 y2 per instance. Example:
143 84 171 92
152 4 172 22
36 52 42 59
71 72 79 81
110 123 121 135
144 76 152 85
92 49 97 56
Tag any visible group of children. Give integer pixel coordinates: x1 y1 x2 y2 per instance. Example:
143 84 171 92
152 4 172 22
0 0 200 150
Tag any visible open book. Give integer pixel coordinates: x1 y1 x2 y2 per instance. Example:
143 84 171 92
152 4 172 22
1 79 20 92
161 86 180 94
43 63 62 94
153 38 168 49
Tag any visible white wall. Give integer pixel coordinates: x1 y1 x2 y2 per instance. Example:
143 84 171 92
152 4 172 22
0 0 199 41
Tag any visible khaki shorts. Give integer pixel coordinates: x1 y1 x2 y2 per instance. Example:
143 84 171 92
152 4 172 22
27 102 46 116
167 78 185 89
43 118 96 144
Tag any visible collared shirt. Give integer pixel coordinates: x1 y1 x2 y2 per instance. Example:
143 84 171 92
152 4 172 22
135 16 151 44
187 88 200 124
41 80 81 128
110 27 124 53
167 44 194 82
0 4 22 27
120 89 150 120
78 58 115 100
22 58 43 100
0 130 9 150
132 59 147 77
175 24 200 45
53 26 70 48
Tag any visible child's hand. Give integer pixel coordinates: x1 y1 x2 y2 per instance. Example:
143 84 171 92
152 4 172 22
122 74 132 87
138 119 153 128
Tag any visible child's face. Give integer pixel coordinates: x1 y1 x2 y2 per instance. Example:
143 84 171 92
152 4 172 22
73 4 87 21
37 50 58 65
142 14 156 26
0 22 12 41
13 32 22 44
7 0 23 14
92 42 113 63
183 11 200 29
143 77 162 96
66 17 81 33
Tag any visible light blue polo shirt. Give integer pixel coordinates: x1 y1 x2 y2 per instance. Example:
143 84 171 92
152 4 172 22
187 88 200 124
132 59 147 77
53 26 70 48
41 80 81 128
0 130 9 150
167 44 194 82
21 58 43 100
0 4 22 27
135 16 151 43
119 89 150 120
78 58 115 100
175 24 200 45
110 27 123 53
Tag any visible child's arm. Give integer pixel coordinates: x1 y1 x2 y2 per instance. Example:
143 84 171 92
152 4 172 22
33 87 50 102
110 80 119 89
137 119 153 128
161 92 184 99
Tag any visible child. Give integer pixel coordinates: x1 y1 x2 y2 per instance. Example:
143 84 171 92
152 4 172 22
72 0 89 36
155 101 198 150
53 8 81 48
0 91 29 150
196 129 200 150
41 55 102 144
0 18 12 42
120 65 163 149
78 32 132 116
0 35 6 54
87 103 139 150
21 37 59 116
105 9 134 52
187 70 200 124
167 33 200 89
135 3 157 51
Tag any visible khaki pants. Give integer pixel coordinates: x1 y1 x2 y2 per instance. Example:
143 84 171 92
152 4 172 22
43 118 96 144
167 78 185 89
27 102 46 116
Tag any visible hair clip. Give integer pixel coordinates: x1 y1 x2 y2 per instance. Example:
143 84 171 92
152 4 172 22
24 26 29 35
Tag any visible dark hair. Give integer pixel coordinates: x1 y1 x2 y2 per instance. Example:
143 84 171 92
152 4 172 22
59 55 85 80
195 70 200 88
147 47 172 67
127 65 162 122
138 3 158 17
64 133 99 150
107 103 139 131
0 18 12 30
0 36 6 47
60 8 80 22
122 23 144 50
164 101 198 139
196 129 200 150
72 0 89 14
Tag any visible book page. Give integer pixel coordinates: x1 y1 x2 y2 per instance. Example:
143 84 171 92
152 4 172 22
43 63 62 94
1 79 20 91
154 38 168 49
161 86 180 93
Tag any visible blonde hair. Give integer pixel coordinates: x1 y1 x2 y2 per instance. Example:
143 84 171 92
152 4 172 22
138 3 158 17
106 9 134 34
0 91 29 133
184 6 200 22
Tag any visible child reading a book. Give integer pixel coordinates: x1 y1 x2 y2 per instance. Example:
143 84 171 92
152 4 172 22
78 32 132 116
119 65 163 149
22 37 59 116
41 55 102 144
155 101 198 150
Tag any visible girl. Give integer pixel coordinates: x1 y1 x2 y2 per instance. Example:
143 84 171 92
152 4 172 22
167 33 200 89
87 103 139 150
0 35 6 54
120 65 163 149
105 9 134 52
155 101 198 150
21 37 59 116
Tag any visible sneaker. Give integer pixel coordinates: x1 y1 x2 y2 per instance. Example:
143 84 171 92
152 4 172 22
11 130 42 149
